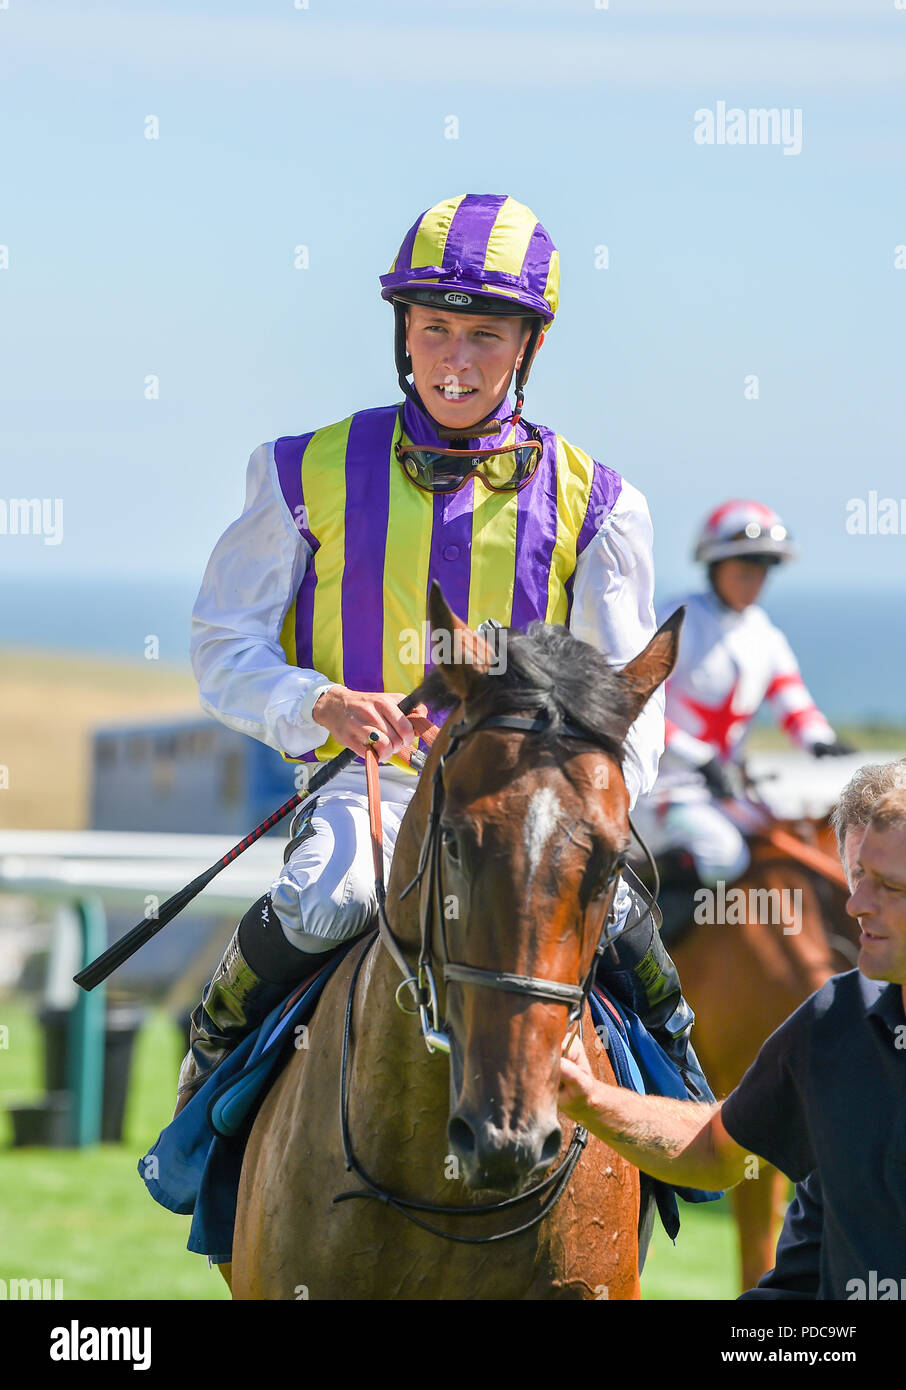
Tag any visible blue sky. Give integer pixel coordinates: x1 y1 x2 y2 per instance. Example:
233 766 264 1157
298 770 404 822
1 0 904 600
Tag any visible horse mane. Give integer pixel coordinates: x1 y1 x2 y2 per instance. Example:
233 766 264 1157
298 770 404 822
410 620 638 776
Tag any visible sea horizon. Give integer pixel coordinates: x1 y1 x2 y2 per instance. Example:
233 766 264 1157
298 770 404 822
2 572 904 726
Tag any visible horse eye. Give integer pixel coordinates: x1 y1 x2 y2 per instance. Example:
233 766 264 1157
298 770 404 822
441 827 460 861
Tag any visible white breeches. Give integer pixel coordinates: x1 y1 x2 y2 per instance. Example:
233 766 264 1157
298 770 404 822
269 770 417 953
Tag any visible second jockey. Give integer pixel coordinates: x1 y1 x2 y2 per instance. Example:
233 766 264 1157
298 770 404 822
639 499 852 933
176 193 712 1113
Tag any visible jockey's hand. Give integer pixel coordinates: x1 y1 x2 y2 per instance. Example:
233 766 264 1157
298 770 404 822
811 739 855 758
312 686 428 762
699 756 738 801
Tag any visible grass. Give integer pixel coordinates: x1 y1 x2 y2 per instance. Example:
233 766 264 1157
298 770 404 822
0 995 742 1301
0 999 229 1300
747 722 906 752
642 1194 739 1300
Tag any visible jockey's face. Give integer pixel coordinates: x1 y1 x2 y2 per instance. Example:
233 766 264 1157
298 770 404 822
405 305 533 430
846 822 906 990
712 557 771 611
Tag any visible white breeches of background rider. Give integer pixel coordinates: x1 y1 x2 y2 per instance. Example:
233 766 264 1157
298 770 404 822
270 767 635 953
633 795 751 886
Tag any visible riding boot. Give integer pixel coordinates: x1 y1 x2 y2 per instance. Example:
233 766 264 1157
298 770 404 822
594 880 715 1103
655 882 698 951
173 893 345 1117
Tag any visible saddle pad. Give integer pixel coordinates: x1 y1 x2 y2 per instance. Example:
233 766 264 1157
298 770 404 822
138 944 355 1264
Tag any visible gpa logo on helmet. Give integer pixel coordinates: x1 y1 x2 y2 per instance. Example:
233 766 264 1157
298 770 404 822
444 292 472 306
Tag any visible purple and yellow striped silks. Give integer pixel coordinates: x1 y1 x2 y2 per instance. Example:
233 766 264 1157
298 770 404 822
274 399 621 772
380 194 559 325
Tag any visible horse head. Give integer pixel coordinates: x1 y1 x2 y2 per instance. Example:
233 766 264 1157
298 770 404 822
402 582 682 1195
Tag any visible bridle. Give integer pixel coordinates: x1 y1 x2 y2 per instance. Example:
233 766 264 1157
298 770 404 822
390 711 629 1050
332 706 640 1242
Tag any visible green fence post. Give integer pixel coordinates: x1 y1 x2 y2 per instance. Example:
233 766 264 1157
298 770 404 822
66 896 107 1146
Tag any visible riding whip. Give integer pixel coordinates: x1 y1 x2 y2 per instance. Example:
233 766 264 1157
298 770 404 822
74 693 431 992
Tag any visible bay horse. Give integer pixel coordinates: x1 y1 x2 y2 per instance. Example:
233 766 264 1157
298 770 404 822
662 820 854 1291
227 587 682 1300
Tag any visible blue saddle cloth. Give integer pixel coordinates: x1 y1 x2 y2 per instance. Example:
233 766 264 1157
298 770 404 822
140 948 720 1265
587 988 723 1242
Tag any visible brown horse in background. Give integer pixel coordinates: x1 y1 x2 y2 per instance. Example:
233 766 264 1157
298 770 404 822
228 590 683 1299
664 820 855 1291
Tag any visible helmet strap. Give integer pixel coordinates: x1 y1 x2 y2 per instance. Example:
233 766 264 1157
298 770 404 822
394 302 422 413
509 319 543 425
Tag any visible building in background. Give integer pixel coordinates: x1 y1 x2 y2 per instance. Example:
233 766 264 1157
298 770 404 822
91 718 297 837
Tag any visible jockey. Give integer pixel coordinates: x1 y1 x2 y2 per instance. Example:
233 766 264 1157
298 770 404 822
176 193 712 1114
643 499 852 933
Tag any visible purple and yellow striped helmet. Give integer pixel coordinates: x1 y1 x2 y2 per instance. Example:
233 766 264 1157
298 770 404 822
381 193 560 421
381 193 560 323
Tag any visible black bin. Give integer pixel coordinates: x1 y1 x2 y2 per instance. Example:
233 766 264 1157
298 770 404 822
9 1093 72 1148
101 1005 146 1142
35 1003 146 1144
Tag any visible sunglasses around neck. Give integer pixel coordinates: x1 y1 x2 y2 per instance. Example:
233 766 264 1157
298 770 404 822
395 412 543 495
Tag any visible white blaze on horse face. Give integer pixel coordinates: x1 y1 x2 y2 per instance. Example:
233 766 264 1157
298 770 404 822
523 787 562 884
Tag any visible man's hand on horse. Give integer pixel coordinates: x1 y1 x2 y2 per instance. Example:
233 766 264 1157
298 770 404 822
313 686 428 761
558 1033 605 1123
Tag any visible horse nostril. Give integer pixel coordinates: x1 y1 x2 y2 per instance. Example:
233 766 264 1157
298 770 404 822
539 1125 562 1169
448 1115 476 1158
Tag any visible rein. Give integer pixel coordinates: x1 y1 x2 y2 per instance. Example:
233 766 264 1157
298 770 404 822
331 705 630 1243
761 825 850 891
744 773 851 891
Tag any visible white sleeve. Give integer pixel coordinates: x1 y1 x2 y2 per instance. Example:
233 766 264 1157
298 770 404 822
665 722 716 769
189 442 339 757
765 622 836 750
568 479 665 808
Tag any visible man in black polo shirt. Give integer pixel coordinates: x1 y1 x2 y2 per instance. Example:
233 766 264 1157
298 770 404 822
741 757 906 1300
559 788 906 1300
740 1170 825 1300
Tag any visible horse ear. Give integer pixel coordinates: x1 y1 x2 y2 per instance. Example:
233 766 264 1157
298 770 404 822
617 607 685 722
426 579 496 701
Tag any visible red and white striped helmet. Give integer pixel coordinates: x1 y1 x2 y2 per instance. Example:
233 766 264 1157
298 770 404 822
693 500 796 565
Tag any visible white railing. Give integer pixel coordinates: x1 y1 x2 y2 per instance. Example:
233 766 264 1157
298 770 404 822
0 830 286 913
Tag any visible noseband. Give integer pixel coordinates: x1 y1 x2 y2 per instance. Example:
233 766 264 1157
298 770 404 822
332 707 633 1243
